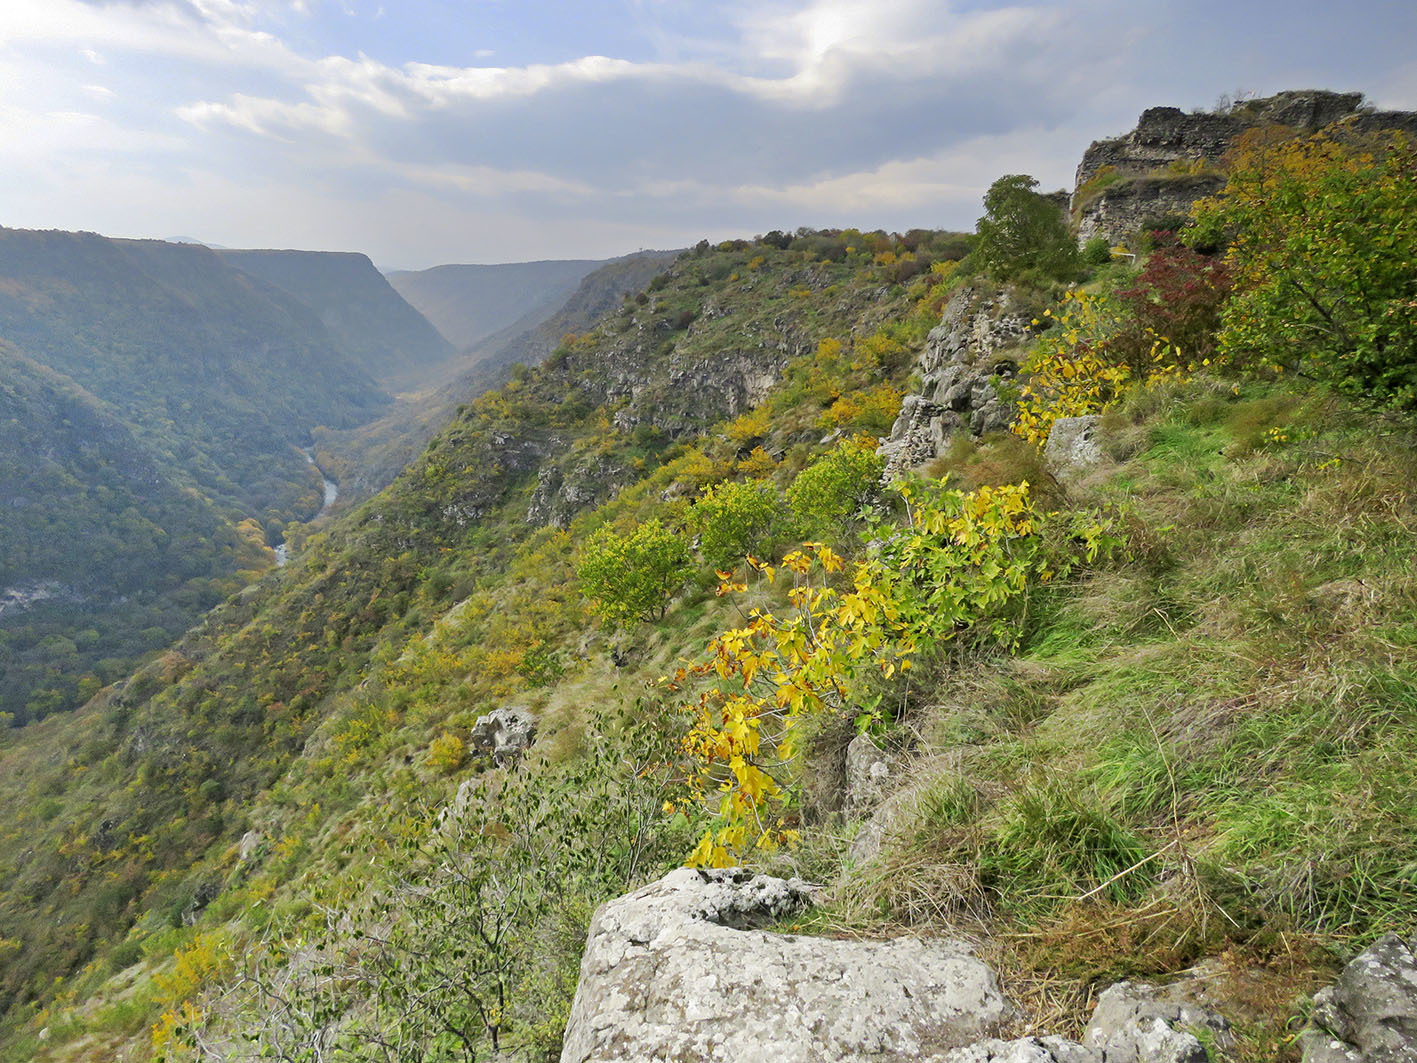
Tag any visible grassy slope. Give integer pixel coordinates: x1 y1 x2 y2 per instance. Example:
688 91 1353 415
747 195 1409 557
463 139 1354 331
801 381 1416 1058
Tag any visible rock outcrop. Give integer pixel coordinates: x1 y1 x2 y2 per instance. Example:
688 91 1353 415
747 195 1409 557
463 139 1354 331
843 732 895 815
470 707 538 765
1074 174 1225 246
935 976 1230 1063
1043 415 1102 480
880 286 1027 477
560 868 1009 1063
1071 90 1417 246
1074 91 1365 193
1302 933 1417 1062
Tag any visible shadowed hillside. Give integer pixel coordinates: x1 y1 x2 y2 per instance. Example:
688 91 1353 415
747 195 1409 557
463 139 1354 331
219 249 454 390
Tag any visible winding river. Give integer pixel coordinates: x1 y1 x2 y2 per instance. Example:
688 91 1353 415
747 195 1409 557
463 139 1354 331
273 448 338 567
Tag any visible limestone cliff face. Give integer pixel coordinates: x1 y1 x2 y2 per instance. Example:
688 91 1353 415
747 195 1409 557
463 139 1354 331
879 286 1027 477
1071 90 1417 246
1073 91 1365 192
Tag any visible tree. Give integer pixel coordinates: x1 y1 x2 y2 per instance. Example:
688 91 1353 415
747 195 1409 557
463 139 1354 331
975 174 1078 281
786 439 885 538
1191 129 1417 408
577 519 691 627
688 479 780 571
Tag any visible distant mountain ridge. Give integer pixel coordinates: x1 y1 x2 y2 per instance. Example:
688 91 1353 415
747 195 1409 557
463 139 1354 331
220 249 454 389
386 258 607 352
317 250 679 500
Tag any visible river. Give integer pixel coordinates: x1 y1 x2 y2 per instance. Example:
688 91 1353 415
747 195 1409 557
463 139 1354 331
273 448 338 567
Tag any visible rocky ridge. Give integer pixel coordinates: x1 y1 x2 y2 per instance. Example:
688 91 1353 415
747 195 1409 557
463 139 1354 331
1072 90 1417 246
878 285 1027 477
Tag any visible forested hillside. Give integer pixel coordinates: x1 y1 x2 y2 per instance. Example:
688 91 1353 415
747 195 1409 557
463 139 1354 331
218 250 455 390
0 230 395 724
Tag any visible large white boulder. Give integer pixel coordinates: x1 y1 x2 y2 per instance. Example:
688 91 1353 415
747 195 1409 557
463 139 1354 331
560 867 1009 1062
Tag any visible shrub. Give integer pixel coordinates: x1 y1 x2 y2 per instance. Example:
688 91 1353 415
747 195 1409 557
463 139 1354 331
1191 129 1417 408
427 732 466 773
786 439 885 538
689 479 780 571
1081 236 1112 265
577 519 691 627
1109 237 1231 373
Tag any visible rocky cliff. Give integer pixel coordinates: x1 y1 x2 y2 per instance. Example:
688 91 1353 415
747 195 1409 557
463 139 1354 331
1072 90 1417 245
878 285 1026 477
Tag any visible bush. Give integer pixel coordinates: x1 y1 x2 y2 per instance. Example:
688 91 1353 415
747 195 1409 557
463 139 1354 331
1191 129 1417 408
786 439 885 538
1081 236 1112 265
577 519 691 627
689 479 780 571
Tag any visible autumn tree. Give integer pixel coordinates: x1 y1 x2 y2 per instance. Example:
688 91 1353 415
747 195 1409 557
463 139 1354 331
1191 129 1417 408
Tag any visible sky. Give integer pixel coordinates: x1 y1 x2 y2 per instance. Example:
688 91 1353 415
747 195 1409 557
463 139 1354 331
1 0 1414 271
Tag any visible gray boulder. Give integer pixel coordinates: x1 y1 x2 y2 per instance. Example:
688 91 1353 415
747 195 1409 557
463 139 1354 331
939 976 1230 1063
1081 977 1231 1062
1302 934 1417 1062
560 867 1010 1062
1043 415 1102 480
470 707 538 765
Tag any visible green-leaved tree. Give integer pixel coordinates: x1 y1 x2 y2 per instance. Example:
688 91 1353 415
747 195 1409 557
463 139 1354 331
975 174 1078 281
577 519 691 627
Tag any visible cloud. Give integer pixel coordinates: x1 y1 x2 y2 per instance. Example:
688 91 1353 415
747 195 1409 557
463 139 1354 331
3 0 1416 266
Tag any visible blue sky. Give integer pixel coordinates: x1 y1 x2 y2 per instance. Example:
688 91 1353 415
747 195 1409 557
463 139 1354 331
0 1 1414 270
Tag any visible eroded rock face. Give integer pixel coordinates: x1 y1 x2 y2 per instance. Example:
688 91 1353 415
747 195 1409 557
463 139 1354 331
560 868 1009 1063
880 287 1026 478
470 707 538 765
1302 934 1417 1062
1074 174 1225 247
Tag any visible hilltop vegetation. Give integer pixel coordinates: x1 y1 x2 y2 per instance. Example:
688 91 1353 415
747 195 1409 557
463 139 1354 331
0 108 1414 1063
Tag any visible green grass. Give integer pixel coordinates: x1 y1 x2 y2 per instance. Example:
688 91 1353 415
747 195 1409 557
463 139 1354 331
793 378 1417 1056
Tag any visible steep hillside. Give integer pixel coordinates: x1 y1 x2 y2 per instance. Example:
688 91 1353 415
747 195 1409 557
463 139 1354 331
386 257 609 352
2 97 1415 1063
0 346 261 726
219 249 454 389
0 229 388 516
0 228 390 724
0 229 962 1058
314 250 679 501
